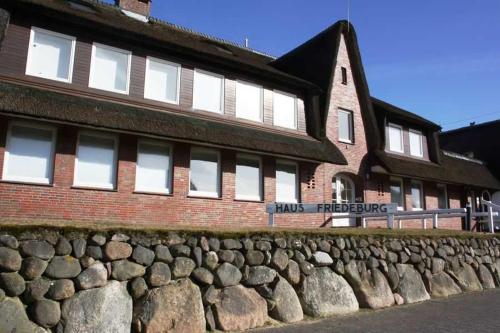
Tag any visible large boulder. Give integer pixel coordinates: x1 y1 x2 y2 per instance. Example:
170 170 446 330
215 263 242 287
133 279 205 333
396 264 430 304
425 272 462 298
0 297 43 333
344 261 394 309
0 247 22 272
61 281 132 333
212 285 268 331
451 263 483 292
477 264 496 289
298 267 359 317
270 276 303 323
75 262 108 290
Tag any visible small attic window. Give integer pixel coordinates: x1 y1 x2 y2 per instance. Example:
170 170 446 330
341 67 347 85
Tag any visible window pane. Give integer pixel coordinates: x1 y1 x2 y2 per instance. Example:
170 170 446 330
273 92 296 129
236 156 261 200
276 162 297 202
338 111 352 142
388 125 403 152
136 142 171 193
190 149 219 196
411 182 423 209
28 30 73 81
75 133 116 188
390 180 403 208
91 45 129 93
409 131 423 157
144 59 179 103
4 125 54 183
437 185 448 209
193 71 223 113
236 82 262 122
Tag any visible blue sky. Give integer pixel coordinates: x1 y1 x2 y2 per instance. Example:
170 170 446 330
109 0 500 130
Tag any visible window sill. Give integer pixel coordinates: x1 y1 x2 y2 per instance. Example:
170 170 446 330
187 194 222 200
339 139 354 145
0 179 54 187
71 186 117 192
234 198 264 203
133 190 172 197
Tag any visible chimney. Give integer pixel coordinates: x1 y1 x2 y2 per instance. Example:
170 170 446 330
116 0 152 18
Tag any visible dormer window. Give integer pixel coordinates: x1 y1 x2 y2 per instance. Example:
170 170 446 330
387 123 404 153
409 129 424 157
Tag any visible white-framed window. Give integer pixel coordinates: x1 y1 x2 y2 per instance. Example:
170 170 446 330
235 81 263 122
338 109 354 143
89 43 132 94
73 131 118 190
2 121 57 184
276 160 299 203
409 129 424 157
411 180 424 211
235 154 262 201
390 177 404 210
144 57 181 104
387 123 404 153
26 27 76 83
189 147 220 198
437 184 448 209
273 91 297 129
135 139 172 194
193 69 224 113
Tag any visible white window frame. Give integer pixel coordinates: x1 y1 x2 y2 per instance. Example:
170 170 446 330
387 123 404 153
73 130 119 190
338 109 354 143
409 129 424 157
89 43 132 95
135 139 173 195
235 80 264 123
276 159 299 203
390 177 405 211
144 56 181 104
273 90 298 130
2 121 57 185
235 153 262 202
411 180 424 211
188 147 221 198
437 184 449 209
192 69 225 114
26 27 76 83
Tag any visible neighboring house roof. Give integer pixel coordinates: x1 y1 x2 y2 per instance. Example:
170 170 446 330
373 150 500 190
0 80 347 164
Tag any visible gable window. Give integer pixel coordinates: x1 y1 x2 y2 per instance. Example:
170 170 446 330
273 91 297 129
74 131 118 189
144 57 181 104
26 27 76 83
89 43 131 94
189 147 220 198
276 160 299 203
338 109 354 143
411 180 424 210
2 121 56 184
437 184 448 209
193 69 224 113
390 177 404 210
341 67 348 85
235 154 262 201
409 129 424 157
387 123 404 153
135 139 172 194
236 81 263 122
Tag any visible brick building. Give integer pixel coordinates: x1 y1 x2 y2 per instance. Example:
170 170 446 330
0 0 498 229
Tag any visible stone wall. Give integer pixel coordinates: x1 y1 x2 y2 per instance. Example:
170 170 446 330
0 228 499 332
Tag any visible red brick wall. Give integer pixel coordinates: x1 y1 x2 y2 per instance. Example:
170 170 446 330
117 0 151 17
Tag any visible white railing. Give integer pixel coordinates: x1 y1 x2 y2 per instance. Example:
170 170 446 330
480 200 500 233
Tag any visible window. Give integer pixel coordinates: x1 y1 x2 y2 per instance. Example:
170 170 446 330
390 177 404 210
235 154 262 201
236 81 263 122
193 69 224 113
341 67 348 85
89 43 131 94
273 91 297 129
409 129 424 157
276 160 299 203
74 131 118 189
411 181 424 210
189 148 220 197
26 27 76 83
387 123 404 153
338 109 354 143
2 122 56 184
437 184 448 209
135 139 172 194
144 57 181 104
